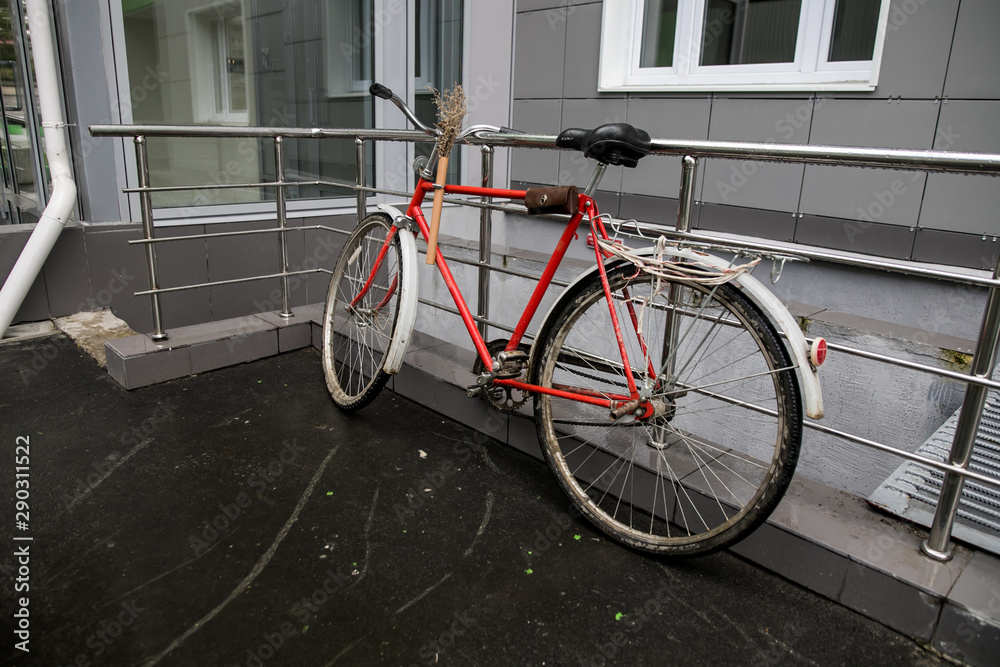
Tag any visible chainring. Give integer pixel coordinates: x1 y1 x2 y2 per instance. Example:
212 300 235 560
472 339 531 413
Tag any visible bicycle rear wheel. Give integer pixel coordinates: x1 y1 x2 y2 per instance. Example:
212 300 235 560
532 264 802 556
323 213 402 410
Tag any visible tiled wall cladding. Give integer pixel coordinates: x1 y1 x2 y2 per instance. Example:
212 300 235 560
511 0 1000 269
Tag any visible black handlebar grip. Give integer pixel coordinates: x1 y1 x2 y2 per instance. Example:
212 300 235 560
369 83 393 100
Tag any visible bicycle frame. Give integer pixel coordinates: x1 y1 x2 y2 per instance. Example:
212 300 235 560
354 177 647 413
328 83 825 555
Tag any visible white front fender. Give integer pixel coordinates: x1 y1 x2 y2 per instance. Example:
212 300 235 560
378 204 419 375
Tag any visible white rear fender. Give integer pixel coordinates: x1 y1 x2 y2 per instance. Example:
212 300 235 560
533 247 824 419
378 204 419 374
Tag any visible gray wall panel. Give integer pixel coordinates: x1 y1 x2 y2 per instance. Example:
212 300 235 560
284 226 308 309
795 214 914 259
701 98 812 212
302 217 350 305
206 221 283 321
873 0 959 99
14 277 49 324
41 227 91 317
511 99 563 185
619 193 679 226
82 227 154 333
562 3 602 99
912 228 1000 271
800 99 937 226
0 228 49 322
699 203 796 242
154 225 212 328
921 173 1000 236
920 100 1000 235
513 9 567 99
622 97 712 197
943 0 1000 99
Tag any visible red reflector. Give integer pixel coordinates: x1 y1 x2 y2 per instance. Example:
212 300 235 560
586 233 622 249
810 338 828 367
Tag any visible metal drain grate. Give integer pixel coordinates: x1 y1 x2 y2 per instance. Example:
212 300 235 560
869 391 1000 556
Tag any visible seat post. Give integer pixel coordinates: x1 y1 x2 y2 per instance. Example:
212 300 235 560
583 163 607 197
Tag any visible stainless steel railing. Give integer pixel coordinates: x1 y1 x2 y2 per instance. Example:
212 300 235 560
90 122 1000 561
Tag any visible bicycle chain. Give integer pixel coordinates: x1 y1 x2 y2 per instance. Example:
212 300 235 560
479 357 647 429
504 361 643 428
552 361 632 390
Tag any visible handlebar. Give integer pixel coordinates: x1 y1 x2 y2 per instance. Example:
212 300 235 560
368 83 439 136
369 83 393 100
369 82 529 142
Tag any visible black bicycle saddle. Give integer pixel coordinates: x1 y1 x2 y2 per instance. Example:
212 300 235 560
556 123 652 168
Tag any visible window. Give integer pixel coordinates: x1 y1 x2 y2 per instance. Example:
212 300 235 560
413 0 463 186
122 0 375 209
326 0 374 96
600 0 889 91
190 6 249 124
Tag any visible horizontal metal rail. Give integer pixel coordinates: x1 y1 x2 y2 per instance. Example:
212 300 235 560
660 228 1000 289
127 224 350 245
92 120 1000 562
416 247 572 289
821 340 999 391
418 297 517 336
803 419 1000 491
134 268 332 297
693 372 1000 491
91 124 435 142
471 131 1000 175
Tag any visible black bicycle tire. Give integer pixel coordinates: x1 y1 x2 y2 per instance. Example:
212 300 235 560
322 213 402 411
532 265 802 556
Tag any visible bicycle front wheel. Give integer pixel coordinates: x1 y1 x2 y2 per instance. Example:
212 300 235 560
532 265 802 556
323 213 402 410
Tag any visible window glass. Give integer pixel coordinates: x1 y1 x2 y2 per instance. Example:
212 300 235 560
224 15 246 113
413 0 463 185
121 0 374 209
701 0 802 66
828 0 880 61
639 0 678 68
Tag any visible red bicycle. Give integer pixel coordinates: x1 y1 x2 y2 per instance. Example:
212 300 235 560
322 83 826 556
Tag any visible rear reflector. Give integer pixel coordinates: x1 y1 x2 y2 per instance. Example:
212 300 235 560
810 338 828 367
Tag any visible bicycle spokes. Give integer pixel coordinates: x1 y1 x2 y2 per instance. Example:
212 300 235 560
534 265 801 555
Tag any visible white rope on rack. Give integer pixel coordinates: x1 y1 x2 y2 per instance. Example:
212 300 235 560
591 216 761 372
596 234 760 286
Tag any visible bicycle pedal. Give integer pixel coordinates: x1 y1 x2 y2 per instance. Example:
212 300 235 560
497 349 528 363
467 385 484 398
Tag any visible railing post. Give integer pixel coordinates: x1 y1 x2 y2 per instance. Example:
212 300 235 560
355 138 366 221
133 135 167 341
662 155 700 378
676 155 698 234
478 146 494 339
274 136 293 318
922 255 1000 560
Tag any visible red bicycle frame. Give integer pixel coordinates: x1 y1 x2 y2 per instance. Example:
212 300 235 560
357 177 655 413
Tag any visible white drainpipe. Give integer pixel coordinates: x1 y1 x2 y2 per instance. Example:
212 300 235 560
0 0 78 338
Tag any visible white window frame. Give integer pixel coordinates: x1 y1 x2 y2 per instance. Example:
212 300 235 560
599 0 891 92
188 3 250 124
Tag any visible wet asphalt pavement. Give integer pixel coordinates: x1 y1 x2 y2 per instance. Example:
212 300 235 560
0 333 946 666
